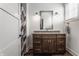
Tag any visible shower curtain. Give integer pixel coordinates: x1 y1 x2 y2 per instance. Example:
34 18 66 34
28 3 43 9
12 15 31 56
20 3 27 56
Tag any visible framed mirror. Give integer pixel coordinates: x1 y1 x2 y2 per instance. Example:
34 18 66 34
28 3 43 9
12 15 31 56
40 11 53 30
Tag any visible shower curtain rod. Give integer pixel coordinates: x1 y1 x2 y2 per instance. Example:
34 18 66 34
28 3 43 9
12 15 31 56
0 8 19 20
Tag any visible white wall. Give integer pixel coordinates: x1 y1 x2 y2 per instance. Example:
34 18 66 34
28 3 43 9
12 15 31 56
69 21 79 55
26 4 30 52
0 3 21 56
65 3 79 55
65 3 78 20
27 3 65 48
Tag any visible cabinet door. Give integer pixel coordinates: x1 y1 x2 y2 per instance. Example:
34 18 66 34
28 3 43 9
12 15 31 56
49 39 56 53
42 39 49 53
56 34 66 53
33 34 42 53
33 40 42 53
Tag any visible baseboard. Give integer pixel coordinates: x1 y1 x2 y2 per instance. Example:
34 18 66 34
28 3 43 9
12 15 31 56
66 48 79 56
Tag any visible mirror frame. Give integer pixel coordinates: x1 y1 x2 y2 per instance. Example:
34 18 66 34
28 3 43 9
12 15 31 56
39 11 53 30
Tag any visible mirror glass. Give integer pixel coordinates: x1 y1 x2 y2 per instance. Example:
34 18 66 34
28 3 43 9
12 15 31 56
40 11 53 30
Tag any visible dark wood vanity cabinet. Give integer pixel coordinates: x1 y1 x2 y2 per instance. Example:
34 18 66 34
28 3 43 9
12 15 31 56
56 34 66 53
42 34 56 53
33 34 66 54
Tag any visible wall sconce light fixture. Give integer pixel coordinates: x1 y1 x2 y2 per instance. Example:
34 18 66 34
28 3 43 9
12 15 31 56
55 12 58 15
35 12 38 15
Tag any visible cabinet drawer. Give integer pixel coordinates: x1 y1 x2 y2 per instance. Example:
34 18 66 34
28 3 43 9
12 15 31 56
33 43 41 47
56 47 65 53
33 46 41 49
58 40 64 43
33 40 41 44
33 34 41 38
56 44 65 53
33 43 41 46
57 38 65 46
56 48 64 52
57 43 64 46
33 48 41 53
57 34 66 38
57 38 65 42
42 34 56 38
57 45 65 48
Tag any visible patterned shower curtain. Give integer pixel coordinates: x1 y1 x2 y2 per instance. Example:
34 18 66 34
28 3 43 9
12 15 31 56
20 3 27 56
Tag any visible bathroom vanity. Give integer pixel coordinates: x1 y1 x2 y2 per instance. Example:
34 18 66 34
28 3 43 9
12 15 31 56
33 31 66 54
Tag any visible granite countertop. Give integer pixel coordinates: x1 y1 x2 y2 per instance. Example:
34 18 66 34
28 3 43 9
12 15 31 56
33 30 66 34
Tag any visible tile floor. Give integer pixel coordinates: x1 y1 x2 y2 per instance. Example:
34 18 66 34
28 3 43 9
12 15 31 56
25 49 72 56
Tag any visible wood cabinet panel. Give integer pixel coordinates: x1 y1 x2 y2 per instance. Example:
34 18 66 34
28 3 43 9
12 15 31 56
42 34 56 38
33 48 42 53
56 34 66 53
49 39 56 53
33 34 66 54
42 39 49 53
